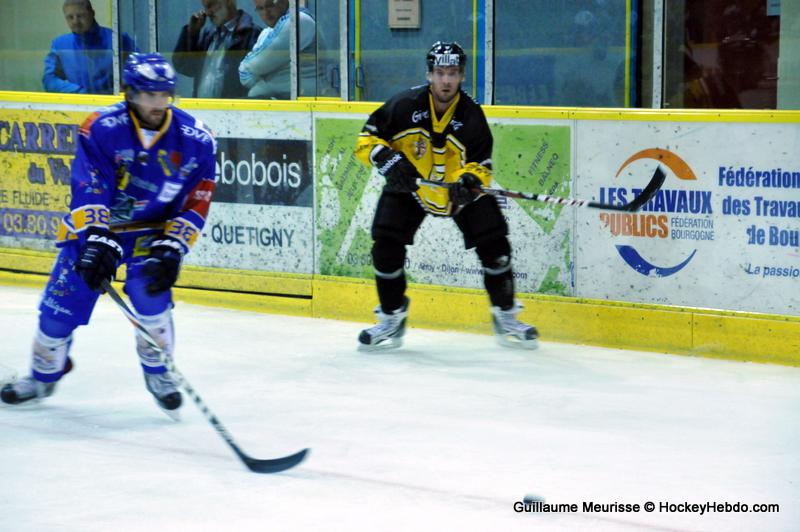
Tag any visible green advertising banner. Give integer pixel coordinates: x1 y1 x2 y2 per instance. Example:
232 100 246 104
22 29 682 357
315 117 375 278
491 123 571 234
491 122 572 294
315 116 574 296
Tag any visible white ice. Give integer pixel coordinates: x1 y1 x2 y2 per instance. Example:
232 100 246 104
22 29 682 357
1 284 798 532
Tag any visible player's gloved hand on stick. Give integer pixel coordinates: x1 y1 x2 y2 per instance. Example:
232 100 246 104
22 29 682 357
143 236 184 294
76 227 123 293
371 146 421 193
449 172 483 206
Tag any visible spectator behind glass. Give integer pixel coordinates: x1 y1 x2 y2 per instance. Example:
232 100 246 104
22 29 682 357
238 0 317 99
43 0 136 94
172 0 261 98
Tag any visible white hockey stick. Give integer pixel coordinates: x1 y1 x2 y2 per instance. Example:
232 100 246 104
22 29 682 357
418 166 666 212
102 280 309 473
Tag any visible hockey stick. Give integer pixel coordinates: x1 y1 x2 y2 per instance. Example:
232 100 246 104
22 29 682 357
101 280 309 474
418 165 666 212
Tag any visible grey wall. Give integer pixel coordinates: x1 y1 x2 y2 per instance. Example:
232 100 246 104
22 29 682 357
356 2 475 102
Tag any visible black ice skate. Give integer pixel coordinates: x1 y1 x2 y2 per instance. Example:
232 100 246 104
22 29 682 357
0 357 73 405
358 297 410 350
491 301 539 349
144 371 182 417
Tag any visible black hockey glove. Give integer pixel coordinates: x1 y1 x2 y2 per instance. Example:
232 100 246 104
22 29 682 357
371 147 420 193
76 227 123 293
143 236 184 294
449 172 483 206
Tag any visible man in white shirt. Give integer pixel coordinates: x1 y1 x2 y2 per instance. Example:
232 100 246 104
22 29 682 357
238 0 317 99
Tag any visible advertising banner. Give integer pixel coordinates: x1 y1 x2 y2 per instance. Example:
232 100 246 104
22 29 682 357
157 109 315 273
186 135 313 273
186 202 312 272
0 108 82 250
575 121 799 315
212 138 312 207
314 116 574 295
4 102 795 315
0 106 315 274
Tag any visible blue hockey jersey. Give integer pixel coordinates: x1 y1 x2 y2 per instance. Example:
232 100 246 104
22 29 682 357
58 102 217 255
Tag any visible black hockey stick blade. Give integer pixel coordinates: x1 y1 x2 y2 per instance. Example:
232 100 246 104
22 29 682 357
617 165 666 212
102 280 309 474
238 447 310 474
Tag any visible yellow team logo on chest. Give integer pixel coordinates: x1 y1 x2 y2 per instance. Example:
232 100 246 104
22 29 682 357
413 138 427 159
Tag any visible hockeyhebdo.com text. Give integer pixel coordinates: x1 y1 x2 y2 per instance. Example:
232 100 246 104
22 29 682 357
512 499 780 515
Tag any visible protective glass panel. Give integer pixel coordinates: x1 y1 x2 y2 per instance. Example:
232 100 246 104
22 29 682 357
663 0 780 109
0 1 131 94
495 0 632 107
301 0 340 98
156 0 260 99
354 1 479 103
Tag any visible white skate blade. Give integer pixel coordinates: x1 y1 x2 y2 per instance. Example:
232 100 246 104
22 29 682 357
1 396 47 408
357 336 404 352
158 404 181 421
495 334 539 350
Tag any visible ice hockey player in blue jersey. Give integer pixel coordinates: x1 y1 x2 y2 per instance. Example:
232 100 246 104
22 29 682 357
1 53 217 413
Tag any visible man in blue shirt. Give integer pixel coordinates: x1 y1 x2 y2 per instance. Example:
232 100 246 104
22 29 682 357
43 0 136 94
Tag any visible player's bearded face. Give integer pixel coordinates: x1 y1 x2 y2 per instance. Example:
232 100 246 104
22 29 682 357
427 66 464 106
130 91 174 129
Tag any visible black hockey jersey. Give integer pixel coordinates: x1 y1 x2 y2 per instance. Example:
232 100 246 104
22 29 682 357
356 84 493 215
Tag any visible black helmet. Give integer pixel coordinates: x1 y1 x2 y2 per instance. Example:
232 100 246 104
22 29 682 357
426 41 467 72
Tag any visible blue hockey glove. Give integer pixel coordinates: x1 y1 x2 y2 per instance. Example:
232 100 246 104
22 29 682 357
449 172 483 206
371 147 420 193
143 236 184 294
76 227 123 293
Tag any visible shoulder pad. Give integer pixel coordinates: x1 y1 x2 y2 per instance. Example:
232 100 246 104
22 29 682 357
79 111 101 138
79 103 127 138
175 113 217 154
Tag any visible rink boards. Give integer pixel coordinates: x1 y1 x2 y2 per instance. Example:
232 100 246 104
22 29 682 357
0 92 797 365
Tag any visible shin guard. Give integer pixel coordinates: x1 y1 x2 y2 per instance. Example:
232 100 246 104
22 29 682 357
477 237 515 310
31 329 73 383
135 309 174 374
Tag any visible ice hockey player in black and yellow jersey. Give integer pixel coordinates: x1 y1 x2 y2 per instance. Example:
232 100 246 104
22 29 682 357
355 41 538 351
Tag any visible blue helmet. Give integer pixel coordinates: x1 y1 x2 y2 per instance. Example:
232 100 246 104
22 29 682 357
123 53 176 93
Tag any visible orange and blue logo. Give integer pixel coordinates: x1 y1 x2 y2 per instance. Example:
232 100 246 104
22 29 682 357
599 148 713 277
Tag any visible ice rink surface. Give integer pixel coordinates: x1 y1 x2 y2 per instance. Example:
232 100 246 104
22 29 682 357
1 284 798 532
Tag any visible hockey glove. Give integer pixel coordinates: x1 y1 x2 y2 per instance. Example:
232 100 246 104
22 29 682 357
143 236 184 294
449 172 483 206
76 227 123 293
371 147 420 193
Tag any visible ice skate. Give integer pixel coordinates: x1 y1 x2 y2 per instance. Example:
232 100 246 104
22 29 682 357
358 297 410 351
0 376 57 405
491 300 539 349
144 371 182 419
0 357 73 405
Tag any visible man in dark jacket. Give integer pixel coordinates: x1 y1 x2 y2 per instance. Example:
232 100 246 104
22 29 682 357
43 0 136 94
172 0 261 98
